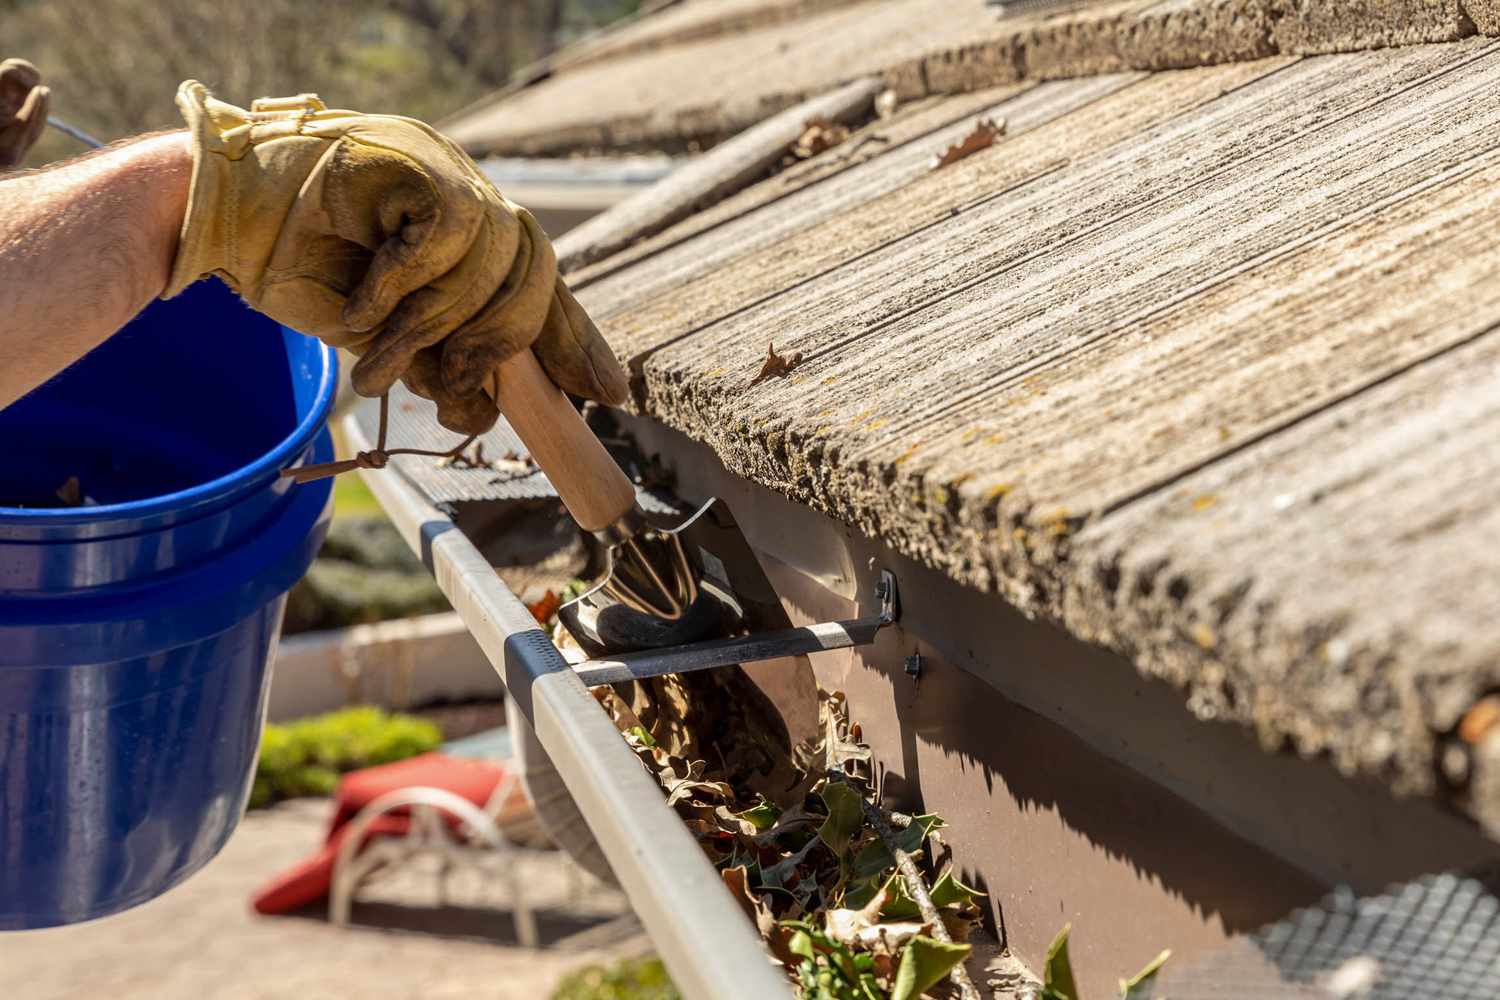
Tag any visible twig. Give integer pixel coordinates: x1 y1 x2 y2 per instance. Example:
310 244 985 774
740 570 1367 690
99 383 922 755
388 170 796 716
858 794 982 1000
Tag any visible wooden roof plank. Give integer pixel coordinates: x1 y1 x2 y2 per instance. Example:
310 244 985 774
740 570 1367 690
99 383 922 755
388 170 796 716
445 0 1002 155
574 38 1500 798
1067 317 1500 803
566 83 1044 287
593 42 1474 378
727 39 1500 477
578 70 1159 340
556 77 883 272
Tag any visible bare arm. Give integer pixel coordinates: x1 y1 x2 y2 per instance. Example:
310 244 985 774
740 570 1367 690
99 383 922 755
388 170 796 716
0 132 191 409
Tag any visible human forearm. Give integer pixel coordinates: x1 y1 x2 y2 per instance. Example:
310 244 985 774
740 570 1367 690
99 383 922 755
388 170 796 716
0 131 190 408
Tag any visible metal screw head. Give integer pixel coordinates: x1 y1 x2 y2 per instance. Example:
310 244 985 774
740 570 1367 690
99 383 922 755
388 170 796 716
904 653 922 679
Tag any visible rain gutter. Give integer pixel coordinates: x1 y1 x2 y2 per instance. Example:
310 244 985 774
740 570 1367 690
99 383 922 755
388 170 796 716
341 412 793 1000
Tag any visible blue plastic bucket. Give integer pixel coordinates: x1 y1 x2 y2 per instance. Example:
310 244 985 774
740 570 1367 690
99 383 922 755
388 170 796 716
0 281 335 928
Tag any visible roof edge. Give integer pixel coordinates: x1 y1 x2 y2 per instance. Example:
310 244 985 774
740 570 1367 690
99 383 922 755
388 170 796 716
454 0 1500 158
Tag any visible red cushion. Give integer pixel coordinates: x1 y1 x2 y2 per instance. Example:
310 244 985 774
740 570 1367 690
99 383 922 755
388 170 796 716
327 753 508 832
251 814 408 915
252 753 533 916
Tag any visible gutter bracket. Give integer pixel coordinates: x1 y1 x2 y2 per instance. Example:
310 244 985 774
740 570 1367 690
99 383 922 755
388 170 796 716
572 570 900 687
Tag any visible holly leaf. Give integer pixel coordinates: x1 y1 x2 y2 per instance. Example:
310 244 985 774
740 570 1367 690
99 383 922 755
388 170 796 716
761 836 819 889
788 928 817 962
1120 949 1171 998
851 814 945 879
842 874 887 910
818 782 865 855
881 866 985 920
891 935 971 1000
623 725 656 749
1043 924 1080 1000
736 798 781 831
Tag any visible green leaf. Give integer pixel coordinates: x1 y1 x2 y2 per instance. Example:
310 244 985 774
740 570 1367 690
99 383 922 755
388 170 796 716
930 869 985 908
891 935 971 1000
736 798 781 831
761 837 818 889
1043 924 1079 1000
789 930 816 962
880 867 986 920
826 939 860 984
1120 949 1171 998
625 725 657 748
850 814 946 878
818 782 866 855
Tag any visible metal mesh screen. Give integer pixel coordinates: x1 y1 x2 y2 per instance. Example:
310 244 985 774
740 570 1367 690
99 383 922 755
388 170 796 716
353 384 678 514
1148 869 1500 999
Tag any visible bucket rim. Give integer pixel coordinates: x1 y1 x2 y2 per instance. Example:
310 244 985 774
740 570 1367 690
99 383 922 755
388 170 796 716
0 332 337 527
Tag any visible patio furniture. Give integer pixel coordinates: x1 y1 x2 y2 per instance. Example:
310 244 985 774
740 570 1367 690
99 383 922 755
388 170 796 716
252 749 548 948
328 773 538 948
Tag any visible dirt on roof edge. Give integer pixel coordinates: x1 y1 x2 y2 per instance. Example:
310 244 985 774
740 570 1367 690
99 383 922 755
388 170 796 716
458 0 1500 159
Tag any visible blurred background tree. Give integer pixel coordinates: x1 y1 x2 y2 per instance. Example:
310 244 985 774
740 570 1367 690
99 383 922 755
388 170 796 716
2 0 641 163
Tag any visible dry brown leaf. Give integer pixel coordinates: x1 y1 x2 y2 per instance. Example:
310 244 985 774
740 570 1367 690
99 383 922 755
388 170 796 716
790 116 850 160
930 117 1006 170
53 476 83 507
749 342 804 387
438 441 489 469
825 887 889 946
526 589 562 626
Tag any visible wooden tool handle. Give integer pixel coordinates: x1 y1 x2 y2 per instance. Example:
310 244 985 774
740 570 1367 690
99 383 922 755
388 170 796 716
486 350 637 533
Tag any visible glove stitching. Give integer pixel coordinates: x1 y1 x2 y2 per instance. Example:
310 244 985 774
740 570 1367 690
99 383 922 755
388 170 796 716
226 153 240 284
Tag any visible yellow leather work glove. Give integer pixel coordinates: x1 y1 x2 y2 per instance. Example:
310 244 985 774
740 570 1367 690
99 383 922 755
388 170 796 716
0 59 49 170
163 81 628 435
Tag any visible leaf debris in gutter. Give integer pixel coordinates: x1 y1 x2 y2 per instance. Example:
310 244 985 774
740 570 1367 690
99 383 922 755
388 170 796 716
601 679 985 999
537 602 1170 998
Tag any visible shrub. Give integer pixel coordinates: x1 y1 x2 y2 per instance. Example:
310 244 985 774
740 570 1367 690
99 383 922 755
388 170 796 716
551 957 680 1000
251 706 443 808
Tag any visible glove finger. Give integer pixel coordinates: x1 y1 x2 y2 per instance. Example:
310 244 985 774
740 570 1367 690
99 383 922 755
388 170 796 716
15 84 48 153
0 60 41 114
395 347 498 436
349 284 459 397
348 209 521 397
0 86 43 168
432 388 499 436
439 206 557 398
339 147 487 333
533 279 630 407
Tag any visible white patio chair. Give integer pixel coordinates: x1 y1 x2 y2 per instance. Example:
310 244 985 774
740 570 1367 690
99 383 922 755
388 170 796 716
327 770 540 947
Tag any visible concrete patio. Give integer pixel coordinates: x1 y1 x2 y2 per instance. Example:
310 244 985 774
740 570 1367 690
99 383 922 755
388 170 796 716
0 799 646 1000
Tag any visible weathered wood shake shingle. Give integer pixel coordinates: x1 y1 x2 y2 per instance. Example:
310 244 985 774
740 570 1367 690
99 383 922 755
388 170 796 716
559 32 1500 828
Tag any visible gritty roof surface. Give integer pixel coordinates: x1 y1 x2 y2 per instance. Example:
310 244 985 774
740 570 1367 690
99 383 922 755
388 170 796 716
443 0 1500 155
565 35 1500 818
